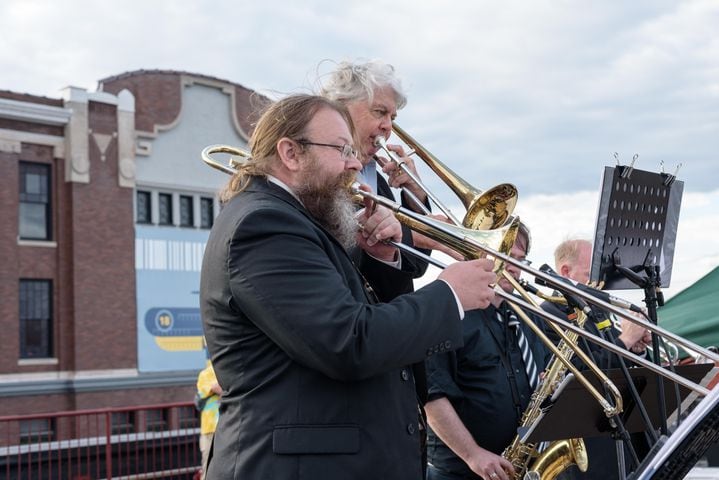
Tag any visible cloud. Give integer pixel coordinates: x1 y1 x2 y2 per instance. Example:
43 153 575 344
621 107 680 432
2 0 717 313
1 0 717 256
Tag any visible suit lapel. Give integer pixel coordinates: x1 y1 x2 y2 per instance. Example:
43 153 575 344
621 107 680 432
246 176 377 304
246 177 350 251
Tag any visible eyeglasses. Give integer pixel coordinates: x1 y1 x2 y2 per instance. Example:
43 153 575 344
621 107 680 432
296 140 358 160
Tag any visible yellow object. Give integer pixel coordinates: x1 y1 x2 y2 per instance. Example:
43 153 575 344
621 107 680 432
154 336 205 351
197 363 220 434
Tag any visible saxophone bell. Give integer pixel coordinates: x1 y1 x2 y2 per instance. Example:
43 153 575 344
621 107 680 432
525 438 588 480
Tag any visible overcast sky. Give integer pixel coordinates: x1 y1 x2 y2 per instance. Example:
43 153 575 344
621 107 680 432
2 0 717 301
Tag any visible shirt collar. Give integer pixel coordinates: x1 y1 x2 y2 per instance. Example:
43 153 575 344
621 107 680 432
267 175 302 204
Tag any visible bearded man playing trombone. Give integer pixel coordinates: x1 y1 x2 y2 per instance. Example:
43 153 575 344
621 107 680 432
425 223 552 480
200 94 498 480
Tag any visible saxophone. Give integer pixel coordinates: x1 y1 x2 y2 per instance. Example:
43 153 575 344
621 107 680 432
501 308 589 480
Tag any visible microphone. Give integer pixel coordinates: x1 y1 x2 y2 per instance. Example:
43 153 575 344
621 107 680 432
582 286 645 314
518 278 541 296
536 264 645 314
519 279 590 316
525 270 593 315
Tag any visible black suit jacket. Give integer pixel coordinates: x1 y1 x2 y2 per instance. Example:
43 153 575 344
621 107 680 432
200 177 462 480
353 172 430 302
352 173 433 408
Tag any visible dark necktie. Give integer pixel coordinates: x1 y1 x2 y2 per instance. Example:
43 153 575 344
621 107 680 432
498 307 539 390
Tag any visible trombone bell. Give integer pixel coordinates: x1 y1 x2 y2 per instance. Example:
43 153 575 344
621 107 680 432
351 183 519 272
464 183 518 231
391 122 519 229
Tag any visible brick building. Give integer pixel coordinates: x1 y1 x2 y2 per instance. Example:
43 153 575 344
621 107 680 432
0 71 268 426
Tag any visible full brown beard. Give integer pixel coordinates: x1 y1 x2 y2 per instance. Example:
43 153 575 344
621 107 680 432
295 167 359 250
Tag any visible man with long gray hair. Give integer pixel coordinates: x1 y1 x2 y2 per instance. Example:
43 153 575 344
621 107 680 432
320 59 440 473
320 59 435 298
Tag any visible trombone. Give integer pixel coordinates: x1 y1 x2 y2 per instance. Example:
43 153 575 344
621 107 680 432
202 144 251 175
372 123 519 230
201 142 623 411
201 144 520 273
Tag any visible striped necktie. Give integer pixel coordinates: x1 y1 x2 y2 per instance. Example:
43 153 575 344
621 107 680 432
498 308 539 391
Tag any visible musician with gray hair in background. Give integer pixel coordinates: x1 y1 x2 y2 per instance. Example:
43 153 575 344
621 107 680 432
319 59 436 300
320 59 449 475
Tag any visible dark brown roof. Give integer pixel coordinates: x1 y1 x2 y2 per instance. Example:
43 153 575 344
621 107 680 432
0 90 63 107
97 69 257 96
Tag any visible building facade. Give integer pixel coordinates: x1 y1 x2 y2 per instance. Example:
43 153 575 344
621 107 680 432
0 71 267 427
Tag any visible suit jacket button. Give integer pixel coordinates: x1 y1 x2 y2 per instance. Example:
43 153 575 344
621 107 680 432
426 349 433 356
400 369 409 381
407 423 416 435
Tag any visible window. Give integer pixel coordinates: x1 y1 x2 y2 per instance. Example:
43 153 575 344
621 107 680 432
177 405 198 429
111 411 135 434
145 409 168 432
180 195 194 227
200 197 214 229
19 162 51 240
136 190 151 224
158 193 173 225
19 280 53 358
19 418 55 444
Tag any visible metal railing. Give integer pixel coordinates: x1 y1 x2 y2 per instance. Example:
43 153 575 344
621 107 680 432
0 401 201 480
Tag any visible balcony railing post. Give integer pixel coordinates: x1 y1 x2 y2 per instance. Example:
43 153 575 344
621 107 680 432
105 411 113 480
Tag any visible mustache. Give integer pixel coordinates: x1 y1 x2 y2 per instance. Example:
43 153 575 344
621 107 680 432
338 170 358 190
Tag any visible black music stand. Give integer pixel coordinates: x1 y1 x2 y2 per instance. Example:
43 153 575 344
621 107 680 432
588 162 684 438
589 163 684 291
524 364 712 443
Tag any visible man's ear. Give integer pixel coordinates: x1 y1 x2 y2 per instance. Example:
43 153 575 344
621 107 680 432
559 264 571 278
277 137 302 172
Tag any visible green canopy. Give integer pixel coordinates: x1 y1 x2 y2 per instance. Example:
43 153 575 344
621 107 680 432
658 266 719 356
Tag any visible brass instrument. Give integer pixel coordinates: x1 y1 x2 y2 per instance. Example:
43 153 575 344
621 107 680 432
501 301 591 480
201 144 251 174
374 123 519 229
200 144 519 272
